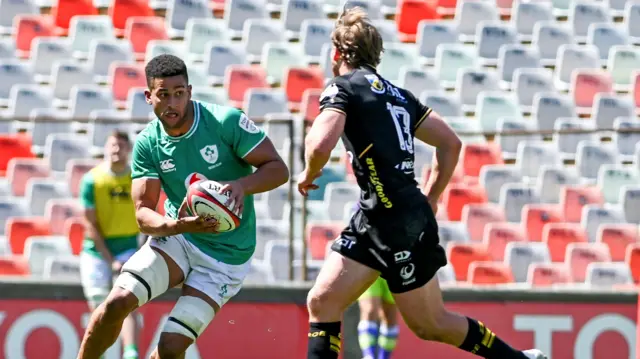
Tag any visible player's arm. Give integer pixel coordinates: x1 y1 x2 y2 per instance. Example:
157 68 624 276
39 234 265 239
303 109 346 177
414 108 462 202
238 138 289 195
79 173 113 263
131 178 181 236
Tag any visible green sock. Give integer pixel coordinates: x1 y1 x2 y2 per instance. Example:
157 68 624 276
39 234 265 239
123 344 138 359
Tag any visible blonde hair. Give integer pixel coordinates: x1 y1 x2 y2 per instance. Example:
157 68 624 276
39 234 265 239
332 6 384 69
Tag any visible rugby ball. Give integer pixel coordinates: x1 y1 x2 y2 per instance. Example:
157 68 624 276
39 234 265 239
186 180 241 233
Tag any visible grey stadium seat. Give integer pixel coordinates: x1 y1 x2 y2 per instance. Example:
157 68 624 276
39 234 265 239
475 22 518 66
554 44 600 91
553 117 597 160
0 199 28 234
30 37 72 83
242 19 284 62
580 205 625 242
532 22 574 66
625 2 640 44
25 178 70 216
0 38 15 59
224 0 269 37
456 68 500 111
373 20 400 44
591 93 635 130
516 141 562 179
416 21 459 64
587 23 629 61
620 185 640 224
87 39 134 82
68 15 115 56
24 236 73 276
531 92 577 132
398 67 441 96
50 60 94 102
43 255 81 281
204 42 247 84
497 44 541 84
476 91 522 132
495 117 539 160
244 88 288 119
282 0 324 36
480 164 522 203
569 1 611 40
596 164 639 204
511 1 554 42
299 19 333 60
420 91 463 118
5 85 53 119
512 68 553 109
44 134 91 173
613 117 640 159
433 43 478 86
30 109 74 155
437 221 470 249
166 0 212 38
0 60 35 106
184 18 230 62
575 141 617 180
455 0 500 41
499 183 540 222
505 241 550 282
536 165 580 204
585 262 633 287
0 0 37 35
68 85 114 119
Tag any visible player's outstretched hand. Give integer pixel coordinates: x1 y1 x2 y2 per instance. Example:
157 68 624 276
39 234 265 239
297 169 322 196
218 181 244 216
177 215 220 234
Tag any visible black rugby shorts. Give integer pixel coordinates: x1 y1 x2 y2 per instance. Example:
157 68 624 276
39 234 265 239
331 201 447 293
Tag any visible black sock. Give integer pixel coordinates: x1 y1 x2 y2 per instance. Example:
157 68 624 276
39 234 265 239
459 317 527 359
307 322 342 359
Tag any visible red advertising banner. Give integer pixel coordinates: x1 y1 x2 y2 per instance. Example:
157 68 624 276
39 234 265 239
0 299 635 359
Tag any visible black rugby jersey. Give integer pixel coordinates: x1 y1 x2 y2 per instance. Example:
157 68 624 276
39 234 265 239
319 65 432 216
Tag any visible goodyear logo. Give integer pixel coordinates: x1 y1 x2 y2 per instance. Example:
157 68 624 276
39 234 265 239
366 158 392 208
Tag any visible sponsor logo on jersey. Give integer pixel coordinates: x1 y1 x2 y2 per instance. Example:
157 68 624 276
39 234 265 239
320 83 339 103
200 145 221 170
185 172 208 189
365 157 393 209
160 159 176 173
239 114 260 134
364 74 386 94
394 251 411 263
400 263 416 285
395 159 414 174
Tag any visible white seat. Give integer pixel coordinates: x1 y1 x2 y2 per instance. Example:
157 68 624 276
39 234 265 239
261 42 304 84
325 183 360 221
378 43 419 82
88 110 130 152
5 85 54 119
554 44 600 91
299 19 333 61
532 92 577 132
42 255 81 280
126 88 150 120
242 19 284 62
569 1 611 41
495 117 539 160
585 262 633 287
516 141 562 178
536 165 580 204
29 109 74 154
398 67 440 97
0 60 35 105
532 22 574 66
87 39 134 82
0 0 37 35
475 22 518 66
24 236 72 276
587 23 629 61
434 44 478 86
437 221 470 250
510 0 554 42
263 184 291 221
499 183 540 222
497 44 541 85
255 221 287 260
69 85 114 120
68 16 115 57
183 18 229 62
341 0 381 19
620 185 640 224
30 37 72 83
416 21 459 64
192 87 228 105
504 241 550 282
607 46 640 90
185 65 209 88
446 118 486 144
25 178 69 216
437 264 457 284
455 0 500 41
575 141 617 180
50 60 94 102
0 199 27 234
476 91 522 132
553 117 597 161
282 0 324 36
373 19 400 44
203 41 247 84
606 0 628 17
581 205 625 242
244 88 288 119
625 2 640 44
224 0 269 38
419 91 463 118
166 0 212 38
591 93 635 131
413 142 435 177
613 117 640 157
44 134 91 173
480 164 522 203
144 40 183 65
597 165 639 204
0 38 15 59
512 68 553 110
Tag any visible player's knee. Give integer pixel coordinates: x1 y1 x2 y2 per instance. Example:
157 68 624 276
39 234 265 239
407 309 451 342
101 289 138 322
156 334 189 359
307 286 338 318
113 244 170 307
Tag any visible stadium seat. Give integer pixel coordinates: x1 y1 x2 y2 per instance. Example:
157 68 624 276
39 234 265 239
626 2 640 42
499 183 539 223
437 221 470 249
124 88 148 120
460 143 503 178
532 22 574 66
543 222 587 262
14 15 56 56
478 164 521 203
6 217 51 255
283 67 323 110
505 241 551 282
254 222 287 260
626 242 640 283
242 19 284 62
108 0 154 37
569 1 610 41
29 37 72 83
397 67 440 99
555 44 600 91
261 43 303 85
340 0 382 19
613 118 640 159
51 0 98 35
109 63 146 103
183 19 229 62
192 86 228 106
373 19 400 44
0 256 30 276
282 0 323 36
42 255 80 280
522 204 563 242
204 42 247 85
325 183 359 220
455 0 499 41
527 262 572 287
244 89 288 119
531 92 577 132
25 178 69 216
634 72 640 108
415 21 458 63
461 203 505 242
378 43 419 82
553 117 597 160
587 23 629 61
475 22 518 66
581 205 625 243
536 165 580 204
124 17 169 60
419 92 463 118
65 159 97 199
447 242 491 281
575 141 617 180
597 165 639 204
597 224 638 262
0 38 15 59
298 88 321 122
606 0 627 16
6 158 50 197
483 222 525 261
444 118 486 144
0 199 27 236
495 117 539 160
63 217 84 255
4 84 54 119
516 141 561 179
395 0 440 43
456 68 500 110
223 0 268 37
560 185 604 223
0 0 37 35
512 68 553 111
51 61 94 102
68 15 115 57
45 199 82 236
165 0 212 38
0 134 34 176
608 46 640 90
24 235 73 276
570 69 614 109
621 185 640 224
433 43 477 85
306 221 342 260
87 39 134 82
299 19 333 61
437 264 457 284
443 184 487 221
585 262 633 287
510 1 553 42
497 44 541 84
468 261 514 285
476 91 522 132
144 40 183 65
88 110 131 151
592 94 635 131
44 134 90 173
0 60 35 104
566 242 611 282
225 65 269 108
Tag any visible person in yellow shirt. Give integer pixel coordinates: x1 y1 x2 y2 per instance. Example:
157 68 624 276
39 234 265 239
79 131 140 359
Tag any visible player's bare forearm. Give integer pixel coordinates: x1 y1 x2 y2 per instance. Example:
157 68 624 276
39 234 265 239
304 147 331 178
135 206 182 237
237 159 289 195
83 209 113 262
303 109 346 176
424 147 460 201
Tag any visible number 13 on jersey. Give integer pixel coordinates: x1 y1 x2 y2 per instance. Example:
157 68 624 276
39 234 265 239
386 102 413 154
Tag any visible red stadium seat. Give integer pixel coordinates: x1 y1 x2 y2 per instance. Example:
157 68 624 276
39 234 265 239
109 63 146 102
543 222 587 262
442 183 487 221
597 224 639 262
65 159 99 198
461 203 505 242
460 143 503 177
225 65 269 109
483 222 526 261
6 158 50 196
522 204 564 242
527 263 572 287
570 69 613 108
396 0 440 43
6 217 51 255
625 243 640 283
64 217 85 255
559 185 603 223
14 15 55 56
301 88 322 122
210 0 226 12
429 0 458 16
447 242 491 281
283 68 324 111
566 243 611 282
633 72 640 108
0 134 34 177
45 199 82 236
109 0 154 37
468 261 514 285
0 256 30 276
306 222 343 260
124 17 168 60
51 0 98 36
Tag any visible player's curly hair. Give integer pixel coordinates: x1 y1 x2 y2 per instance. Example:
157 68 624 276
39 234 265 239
332 6 384 69
144 54 189 88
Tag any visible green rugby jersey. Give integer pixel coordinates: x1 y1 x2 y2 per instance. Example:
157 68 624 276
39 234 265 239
131 101 266 265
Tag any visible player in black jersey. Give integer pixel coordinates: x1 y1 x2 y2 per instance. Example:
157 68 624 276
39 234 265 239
297 7 547 359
